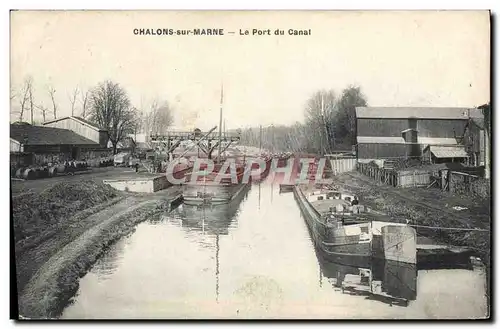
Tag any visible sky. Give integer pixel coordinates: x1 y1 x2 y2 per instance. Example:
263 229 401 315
10 10 490 131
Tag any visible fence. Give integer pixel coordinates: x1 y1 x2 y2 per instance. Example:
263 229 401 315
328 156 357 175
357 163 430 188
358 160 490 197
445 170 490 198
397 170 431 187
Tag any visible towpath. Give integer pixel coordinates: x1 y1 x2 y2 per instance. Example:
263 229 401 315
16 186 181 318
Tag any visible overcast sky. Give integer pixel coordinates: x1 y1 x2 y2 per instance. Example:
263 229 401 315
10 10 490 130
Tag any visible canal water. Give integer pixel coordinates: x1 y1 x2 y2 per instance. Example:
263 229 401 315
61 179 488 319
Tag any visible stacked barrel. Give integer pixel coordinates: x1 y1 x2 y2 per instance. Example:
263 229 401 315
12 161 91 180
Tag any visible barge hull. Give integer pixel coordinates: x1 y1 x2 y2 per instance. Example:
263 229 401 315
293 185 372 266
183 183 249 206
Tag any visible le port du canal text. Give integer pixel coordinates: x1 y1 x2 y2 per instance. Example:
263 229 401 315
133 28 312 36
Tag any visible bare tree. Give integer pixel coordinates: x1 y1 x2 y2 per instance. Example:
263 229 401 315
88 80 137 154
28 79 35 124
304 90 337 154
47 85 58 119
35 103 50 122
80 89 89 118
68 87 79 116
142 98 174 135
10 87 16 101
238 86 367 155
17 77 33 122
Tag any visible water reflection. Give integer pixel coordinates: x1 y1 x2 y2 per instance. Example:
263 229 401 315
170 184 251 303
175 184 251 236
318 252 417 307
90 232 129 280
61 180 488 319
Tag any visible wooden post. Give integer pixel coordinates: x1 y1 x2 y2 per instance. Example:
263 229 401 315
439 170 448 191
448 170 453 192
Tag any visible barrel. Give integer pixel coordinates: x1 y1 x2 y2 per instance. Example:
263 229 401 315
56 164 65 173
15 168 25 179
23 168 37 180
49 166 58 177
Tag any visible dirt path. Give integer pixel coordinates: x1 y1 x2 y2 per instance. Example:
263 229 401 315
11 167 131 195
17 187 182 319
15 196 126 293
347 173 490 228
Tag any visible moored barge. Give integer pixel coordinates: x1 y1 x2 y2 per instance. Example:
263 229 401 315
293 184 417 267
183 161 251 206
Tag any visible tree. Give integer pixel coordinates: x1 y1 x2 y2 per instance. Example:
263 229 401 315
335 86 367 146
10 87 16 101
238 85 368 155
304 90 338 154
35 103 50 122
17 77 33 122
68 87 79 116
88 80 137 154
28 79 35 124
142 98 174 135
80 90 89 118
47 85 58 119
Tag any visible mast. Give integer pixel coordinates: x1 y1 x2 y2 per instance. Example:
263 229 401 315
259 124 262 153
217 83 223 163
320 94 324 156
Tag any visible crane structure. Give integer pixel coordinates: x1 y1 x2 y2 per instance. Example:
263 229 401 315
150 128 241 159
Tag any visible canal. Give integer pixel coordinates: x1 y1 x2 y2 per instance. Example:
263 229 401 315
61 179 488 319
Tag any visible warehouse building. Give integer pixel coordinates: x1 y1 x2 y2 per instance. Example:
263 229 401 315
355 107 483 164
43 116 108 147
10 123 100 166
43 115 112 159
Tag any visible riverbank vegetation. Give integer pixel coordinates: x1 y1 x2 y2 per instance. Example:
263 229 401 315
238 85 368 154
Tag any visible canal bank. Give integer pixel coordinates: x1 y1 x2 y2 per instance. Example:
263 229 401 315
16 183 182 319
60 179 488 319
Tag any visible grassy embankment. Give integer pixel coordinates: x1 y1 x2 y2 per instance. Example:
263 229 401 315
12 180 166 318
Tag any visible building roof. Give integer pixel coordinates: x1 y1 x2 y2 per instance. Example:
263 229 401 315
427 145 468 159
357 136 459 145
417 137 458 145
10 124 98 146
43 116 106 132
357 136 405 144
355 107 482 119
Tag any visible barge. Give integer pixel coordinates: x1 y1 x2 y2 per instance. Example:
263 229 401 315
293 184 417 267
183 161 251 206
178 183 251 235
